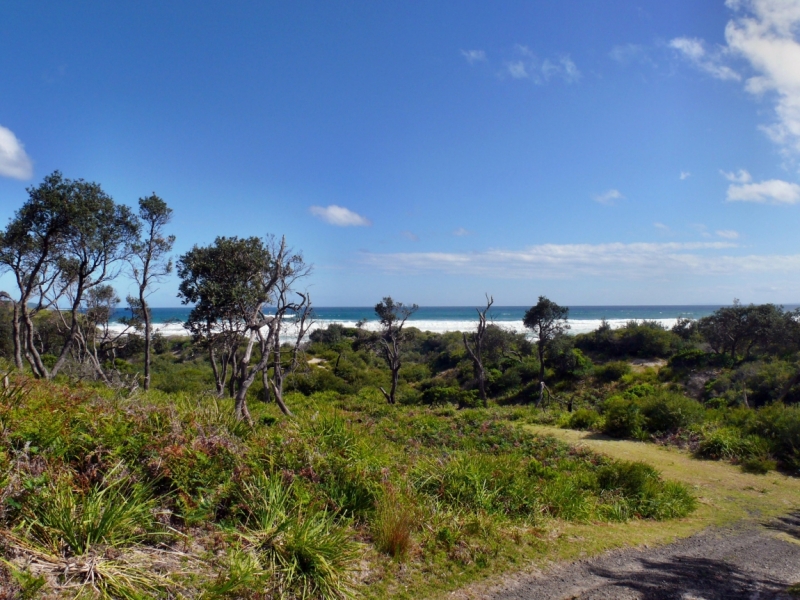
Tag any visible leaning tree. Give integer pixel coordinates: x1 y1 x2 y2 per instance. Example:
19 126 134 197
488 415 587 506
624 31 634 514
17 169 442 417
523 296 570 406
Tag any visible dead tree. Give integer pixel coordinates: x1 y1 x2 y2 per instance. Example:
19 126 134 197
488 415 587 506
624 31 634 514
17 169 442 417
463 295 493 407
374 297 418 404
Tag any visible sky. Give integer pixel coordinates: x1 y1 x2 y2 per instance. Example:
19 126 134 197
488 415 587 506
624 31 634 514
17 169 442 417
1 0 800 307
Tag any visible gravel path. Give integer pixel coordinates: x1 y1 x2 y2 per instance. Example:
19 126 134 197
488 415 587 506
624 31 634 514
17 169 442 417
478 514 800 599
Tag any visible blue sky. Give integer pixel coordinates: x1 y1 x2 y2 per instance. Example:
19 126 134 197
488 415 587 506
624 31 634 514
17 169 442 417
2 0 800 307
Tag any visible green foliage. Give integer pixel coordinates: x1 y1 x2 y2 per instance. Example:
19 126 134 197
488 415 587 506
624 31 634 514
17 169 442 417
567 408 602 430
602 396 645 438
576 320 682 359
19 467 158 555
639 391 705 434
597 461 696 519
594 361 631 382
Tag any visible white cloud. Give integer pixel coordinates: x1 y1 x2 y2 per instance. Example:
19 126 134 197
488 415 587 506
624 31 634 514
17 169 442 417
593 189 624 205
0 125 33 180
453 227 472 237
669 37 742 81
680 171 691 180
309 205 371 226
359 241 800 280
461 49 486 64
401 231 419 242
726 179 800 204
721 169 752 183
724 0 800 154
716 229 740 239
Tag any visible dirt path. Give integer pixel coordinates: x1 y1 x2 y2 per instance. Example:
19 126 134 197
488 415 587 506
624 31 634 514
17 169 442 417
447 426 800 600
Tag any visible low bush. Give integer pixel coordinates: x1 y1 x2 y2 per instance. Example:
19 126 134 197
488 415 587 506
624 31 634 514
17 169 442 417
567 408 601 430
640 391 704 434
594 361 631 383
601 396 644 438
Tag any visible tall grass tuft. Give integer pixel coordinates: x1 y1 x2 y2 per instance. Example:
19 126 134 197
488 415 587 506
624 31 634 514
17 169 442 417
234 472 360 598
371 486 415 559
20 466 157 555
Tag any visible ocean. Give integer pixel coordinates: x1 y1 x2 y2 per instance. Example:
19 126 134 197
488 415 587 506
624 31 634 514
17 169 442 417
107 305 745 338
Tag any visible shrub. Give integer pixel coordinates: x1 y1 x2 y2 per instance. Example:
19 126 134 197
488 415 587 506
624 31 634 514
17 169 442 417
640 392 704 434
601 396 644 438
748 403 800 470
567 408 601 430
597 461 695 519
595 361 631 383
695 427 769 461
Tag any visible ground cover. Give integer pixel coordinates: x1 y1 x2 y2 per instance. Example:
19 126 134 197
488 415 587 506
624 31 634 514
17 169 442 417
0 375 696 599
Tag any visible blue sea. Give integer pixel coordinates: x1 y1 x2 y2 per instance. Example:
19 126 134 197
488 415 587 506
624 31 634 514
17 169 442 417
108 305 746 337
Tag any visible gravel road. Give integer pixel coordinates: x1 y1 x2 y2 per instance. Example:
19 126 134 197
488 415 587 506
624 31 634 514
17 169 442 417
473 514 800 600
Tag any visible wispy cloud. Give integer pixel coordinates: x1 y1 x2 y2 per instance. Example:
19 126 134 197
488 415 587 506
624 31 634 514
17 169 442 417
680 171 691 180
669 37 741 81
0 125 33 180
401 231 419 242
726 178 800 204
593 189 624 205
453 227 472 237
609 44 652 66
359 241 800 280
716 229 740 239
506 60 528 79
654 222 672 234
461 49 487 64
722 169 752 183
309 205 371 226
504 46 581 84
690 223 713 238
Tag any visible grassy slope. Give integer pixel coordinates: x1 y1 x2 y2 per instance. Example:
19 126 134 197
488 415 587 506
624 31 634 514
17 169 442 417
443 423 800 599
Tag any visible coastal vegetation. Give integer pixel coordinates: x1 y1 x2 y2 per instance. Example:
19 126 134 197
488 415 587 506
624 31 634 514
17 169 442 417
1 172 799 598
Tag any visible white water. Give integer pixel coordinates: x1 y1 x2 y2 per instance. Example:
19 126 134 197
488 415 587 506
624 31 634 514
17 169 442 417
105 317 681 339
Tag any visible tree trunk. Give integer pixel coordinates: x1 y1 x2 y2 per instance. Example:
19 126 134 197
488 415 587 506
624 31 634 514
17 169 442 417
11 303 23 370
142 294 152 391
49 276 87 379
261 368 272 403
209 346 224 396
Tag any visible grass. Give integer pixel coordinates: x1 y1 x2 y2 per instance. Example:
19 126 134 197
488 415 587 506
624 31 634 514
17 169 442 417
4 372 786 600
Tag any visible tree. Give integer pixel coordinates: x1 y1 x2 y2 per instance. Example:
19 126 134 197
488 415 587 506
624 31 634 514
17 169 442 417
129 194 175 391
178 235 311 421
0 172 139 378
523 296 570 406
462 295 493 406
374 297 418 404
697 300 788 362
